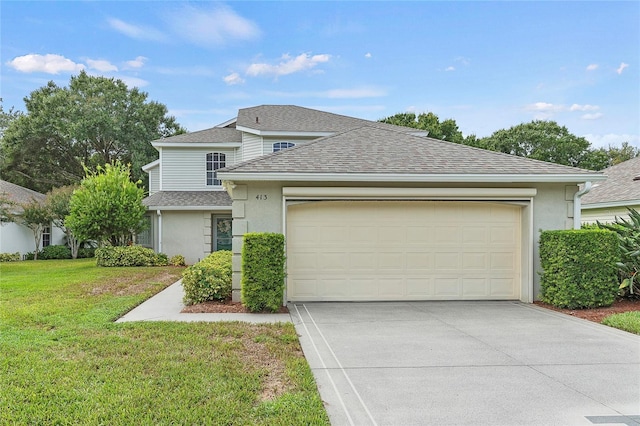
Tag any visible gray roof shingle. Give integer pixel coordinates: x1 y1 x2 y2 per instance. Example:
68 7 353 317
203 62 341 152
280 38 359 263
151 127 241 144
0 180 45 206
219 126 603 177
143 191 231 208
582 156 640 205
236 105 423 134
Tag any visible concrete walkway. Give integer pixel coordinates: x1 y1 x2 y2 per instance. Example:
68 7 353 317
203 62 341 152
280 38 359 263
116 280 291 323
290 301 640 426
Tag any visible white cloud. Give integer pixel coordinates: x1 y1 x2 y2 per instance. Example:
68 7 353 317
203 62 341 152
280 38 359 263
246 53 330 77
445 66 455 72
125 56 147 69
107 18 166 41
223 72 244 85
167 4 260 47
586 64 598 71
116 75 149 88
365 53 372 58
569 104 599 112
7 53 85 74
86 59 118 72
583 133 640 148
526 102 564 112
580 112 603 120
617 62 629 74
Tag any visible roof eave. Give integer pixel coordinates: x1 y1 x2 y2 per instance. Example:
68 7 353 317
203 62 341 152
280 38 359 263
582 199 640 210
144 205 231 211
217 172 607 183
151 142 242 148
236 125 334 138
142 159 160 172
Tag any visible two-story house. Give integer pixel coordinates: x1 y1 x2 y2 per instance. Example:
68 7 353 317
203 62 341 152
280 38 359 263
143 105 604 304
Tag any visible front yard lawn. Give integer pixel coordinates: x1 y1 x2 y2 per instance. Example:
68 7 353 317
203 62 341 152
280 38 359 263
0 259 329 425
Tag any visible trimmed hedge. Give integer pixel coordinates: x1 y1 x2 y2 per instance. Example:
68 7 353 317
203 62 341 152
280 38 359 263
95 245 168 267
241 233 285 313
40 245 72 260
182 251 232 305
0 252 20 262
540 229 619 308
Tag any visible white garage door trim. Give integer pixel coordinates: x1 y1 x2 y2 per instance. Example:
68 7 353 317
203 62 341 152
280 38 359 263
283 188 534 303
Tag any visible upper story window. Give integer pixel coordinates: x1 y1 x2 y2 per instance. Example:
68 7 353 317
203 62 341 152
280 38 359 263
273 142 295 152
206 152 226 186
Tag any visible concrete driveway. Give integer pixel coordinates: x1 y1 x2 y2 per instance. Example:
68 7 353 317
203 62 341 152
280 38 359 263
290 302 640 426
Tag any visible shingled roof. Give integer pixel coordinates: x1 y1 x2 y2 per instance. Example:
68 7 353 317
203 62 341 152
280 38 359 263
582 156 640 206
236 105 424 134
218 126 603 180
0 180 45 207
151 127 241 144
143 191 231 208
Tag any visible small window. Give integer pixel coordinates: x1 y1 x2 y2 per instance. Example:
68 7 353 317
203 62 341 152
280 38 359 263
42 226 51 248
272 142 295 152
206 153 226 186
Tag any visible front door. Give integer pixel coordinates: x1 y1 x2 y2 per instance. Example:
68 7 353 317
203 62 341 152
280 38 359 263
212 215 232 251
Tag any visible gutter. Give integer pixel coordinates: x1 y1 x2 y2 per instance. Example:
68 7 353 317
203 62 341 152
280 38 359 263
573 182 592 229
156 209 163 253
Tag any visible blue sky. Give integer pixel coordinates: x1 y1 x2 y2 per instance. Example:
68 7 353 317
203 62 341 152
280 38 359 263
2 1 638 148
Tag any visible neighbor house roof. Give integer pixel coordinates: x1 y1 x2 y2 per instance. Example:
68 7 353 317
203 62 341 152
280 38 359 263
150 127 242 146
143 191 231 210
0 180 45 207
582 156 640 207
235 105 428 136
218 126 605 183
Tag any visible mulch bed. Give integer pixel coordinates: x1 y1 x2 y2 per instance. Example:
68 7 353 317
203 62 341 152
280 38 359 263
181 299 289 314
534 298 640 323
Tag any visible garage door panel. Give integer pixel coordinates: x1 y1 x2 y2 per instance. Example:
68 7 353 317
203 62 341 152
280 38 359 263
287 201 521 301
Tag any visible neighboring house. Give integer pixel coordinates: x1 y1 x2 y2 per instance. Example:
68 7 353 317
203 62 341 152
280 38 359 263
143 105 605 303
581 156 640 224
0 180 65 256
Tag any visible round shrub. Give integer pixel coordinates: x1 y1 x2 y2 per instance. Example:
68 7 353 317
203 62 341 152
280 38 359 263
40 245 72 260
0 252 21 262
182 250 232 305
170 254 186 266
96 245 169 267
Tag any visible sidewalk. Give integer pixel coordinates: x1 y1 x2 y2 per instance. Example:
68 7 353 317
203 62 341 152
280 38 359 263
116 280 291 324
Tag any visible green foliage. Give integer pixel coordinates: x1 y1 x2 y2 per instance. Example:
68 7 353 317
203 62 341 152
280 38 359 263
169 254 186 266
0 252 20 262
379 111 465 143
45 185 81 258
95 245 168 267
0 71 185 193
18 199 52 260
66 162 146 246
241 233 285 313
601 311 640 335
598 208 640 298
39 245 72 260
539 229 619 308
77 247 96 259
182 251 232 305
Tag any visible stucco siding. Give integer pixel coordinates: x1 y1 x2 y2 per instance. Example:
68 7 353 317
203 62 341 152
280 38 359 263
162 147 236 191
0 222 65 256
159 211 213 264
242 133 263 162
228 181 578 303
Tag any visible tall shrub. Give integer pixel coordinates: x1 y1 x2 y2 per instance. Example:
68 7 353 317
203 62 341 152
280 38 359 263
241 233 285 313
598 208 640 297
539 229 619 308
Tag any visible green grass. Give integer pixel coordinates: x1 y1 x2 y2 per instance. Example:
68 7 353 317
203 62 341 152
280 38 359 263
0 259 329 425
602 311 640 335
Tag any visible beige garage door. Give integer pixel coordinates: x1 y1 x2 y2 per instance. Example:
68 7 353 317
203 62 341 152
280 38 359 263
286 201 521 301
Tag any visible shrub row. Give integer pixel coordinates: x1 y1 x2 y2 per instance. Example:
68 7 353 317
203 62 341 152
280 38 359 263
540 229 619 309
0 252 20 262
241 233 285 313
96 245 168 267
24 246 95 260
182 250 232 305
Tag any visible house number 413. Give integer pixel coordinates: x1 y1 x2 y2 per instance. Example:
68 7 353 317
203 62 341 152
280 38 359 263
255 194 268 200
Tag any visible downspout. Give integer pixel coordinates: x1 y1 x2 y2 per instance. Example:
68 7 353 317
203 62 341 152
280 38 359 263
156 209 162 253
573 182 592 229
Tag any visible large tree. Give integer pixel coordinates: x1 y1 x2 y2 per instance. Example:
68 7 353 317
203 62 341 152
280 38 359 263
0 71 185 193
478 120 597 168
380 112 465 143
66 162 146 246
19 199 52 260
46 185 81 258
